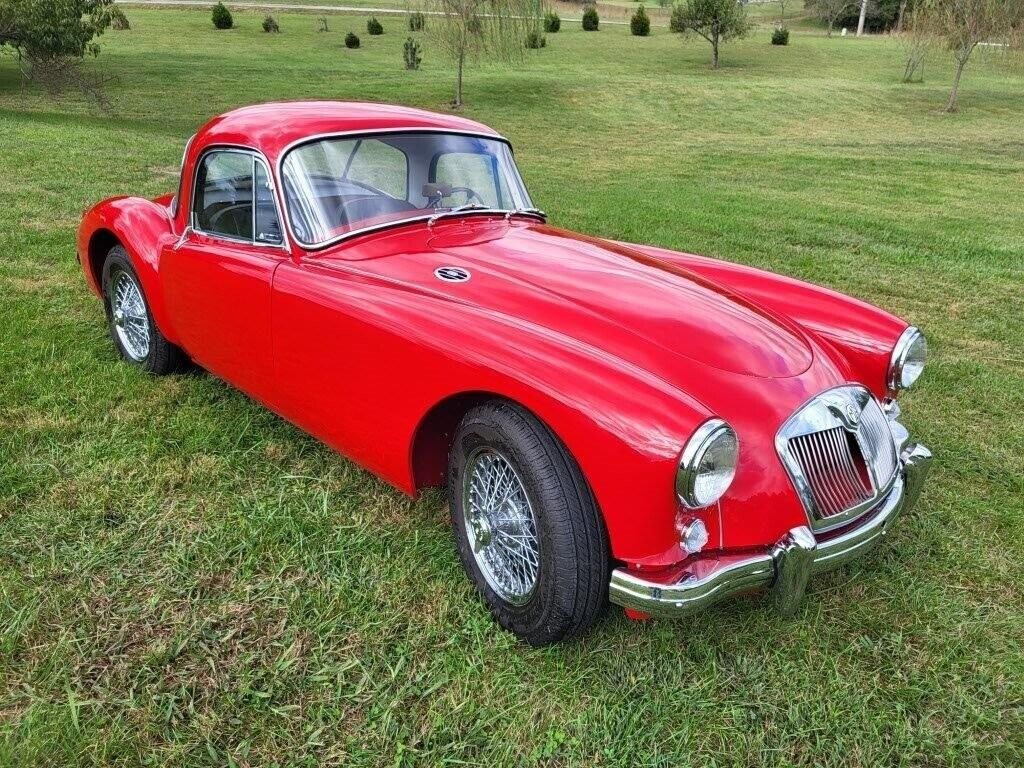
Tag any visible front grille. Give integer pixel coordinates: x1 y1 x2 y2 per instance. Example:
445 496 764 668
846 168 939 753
777 386 898 532
789 427 872 519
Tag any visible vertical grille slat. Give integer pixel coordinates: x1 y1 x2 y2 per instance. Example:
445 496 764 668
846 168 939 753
779 387 901 532
790 426 872 522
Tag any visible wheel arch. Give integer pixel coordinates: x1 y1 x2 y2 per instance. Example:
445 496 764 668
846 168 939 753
77 197 180 345
86 228 122 302
410 390 520 491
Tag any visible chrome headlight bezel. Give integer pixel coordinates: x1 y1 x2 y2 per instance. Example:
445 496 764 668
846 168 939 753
888 326 927 392
676 419 739 509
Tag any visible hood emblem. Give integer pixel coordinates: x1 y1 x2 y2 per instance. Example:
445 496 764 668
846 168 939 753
434 266 471 283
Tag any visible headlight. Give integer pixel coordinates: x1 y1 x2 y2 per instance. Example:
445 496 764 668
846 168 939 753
676 419 739 508
889 326 927 391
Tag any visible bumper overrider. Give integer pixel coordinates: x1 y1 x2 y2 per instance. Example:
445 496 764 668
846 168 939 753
609 443 933 618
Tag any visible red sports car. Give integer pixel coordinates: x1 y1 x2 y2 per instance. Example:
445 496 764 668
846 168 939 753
77 102 932 645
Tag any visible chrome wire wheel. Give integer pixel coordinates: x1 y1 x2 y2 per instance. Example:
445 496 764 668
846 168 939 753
462 447 541 605
111 270 150 362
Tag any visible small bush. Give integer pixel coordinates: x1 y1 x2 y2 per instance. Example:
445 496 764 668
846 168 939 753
262 15 280 32
408 11 426 31
403 36 422 69
525 30 546 48
581 5 598 31
345 31 360 48
771 26 789 45
110 6 130 30
367 16 384 34
543 10 560 32
211 2 233 29
630 4 650 36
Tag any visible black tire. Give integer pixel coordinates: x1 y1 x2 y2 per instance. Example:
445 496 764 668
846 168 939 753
448 400 609 645
101 246 185 375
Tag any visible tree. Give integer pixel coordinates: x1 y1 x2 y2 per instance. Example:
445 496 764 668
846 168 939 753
807 0 859 36
429 0 540 106
930 0 1022 111
856 0 868 35
898 0 936 81
895 0 909 32
0 0 114 99
669 0 751 68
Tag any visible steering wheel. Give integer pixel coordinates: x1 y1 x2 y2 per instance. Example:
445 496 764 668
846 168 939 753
207 204 250 236
444 186 486 207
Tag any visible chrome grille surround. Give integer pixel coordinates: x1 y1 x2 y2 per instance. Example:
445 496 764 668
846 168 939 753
776 385 899 533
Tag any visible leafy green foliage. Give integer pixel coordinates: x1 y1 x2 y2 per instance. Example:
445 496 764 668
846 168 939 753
262 15 280 33
211 2 233 29
0 0 114 59
582 5 599 30
543 10 560 32
670 0 751 67
525 29 545 48
367 16 383 34
408 10 426 30
403 35 422 68
344 30 360 47
771 26 789 45
109 5 130 30
631 4 651 36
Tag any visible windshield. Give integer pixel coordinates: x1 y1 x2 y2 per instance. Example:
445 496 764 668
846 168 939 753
280 132 535 246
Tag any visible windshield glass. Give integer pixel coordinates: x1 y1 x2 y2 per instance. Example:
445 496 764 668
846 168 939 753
280 132 534 246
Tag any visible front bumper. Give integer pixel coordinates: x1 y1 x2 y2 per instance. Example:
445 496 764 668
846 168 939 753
609 443 933 618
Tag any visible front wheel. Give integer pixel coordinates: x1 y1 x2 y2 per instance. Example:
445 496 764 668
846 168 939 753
448 401 609 645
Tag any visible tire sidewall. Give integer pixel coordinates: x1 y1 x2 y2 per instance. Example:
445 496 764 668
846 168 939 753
449 411 569 638
101 249 156 371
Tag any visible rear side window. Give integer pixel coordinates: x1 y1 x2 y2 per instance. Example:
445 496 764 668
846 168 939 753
193 151 254 240
191 151 284 246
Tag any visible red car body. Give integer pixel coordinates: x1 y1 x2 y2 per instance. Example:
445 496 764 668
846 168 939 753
77 102 931 621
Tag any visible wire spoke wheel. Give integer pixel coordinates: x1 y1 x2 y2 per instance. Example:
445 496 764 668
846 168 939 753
462 448 540 605
111 270 150 361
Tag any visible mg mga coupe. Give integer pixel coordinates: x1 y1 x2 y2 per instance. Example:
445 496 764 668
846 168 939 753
77 102 932 645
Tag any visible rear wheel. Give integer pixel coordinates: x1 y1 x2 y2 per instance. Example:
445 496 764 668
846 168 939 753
448 401 609 645
101 247 185 374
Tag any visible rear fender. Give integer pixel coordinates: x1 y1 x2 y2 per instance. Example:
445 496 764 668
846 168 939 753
77 196 180 344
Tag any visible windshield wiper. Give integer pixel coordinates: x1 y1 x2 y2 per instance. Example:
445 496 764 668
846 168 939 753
504 207 546 222
427 203 489 227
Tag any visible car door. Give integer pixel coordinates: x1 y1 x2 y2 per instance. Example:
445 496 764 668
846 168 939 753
162 148 288 405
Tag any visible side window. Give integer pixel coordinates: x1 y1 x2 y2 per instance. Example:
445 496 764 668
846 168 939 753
254 160 282 244
193 151 254 240
346 139 408 200
434 152 504 208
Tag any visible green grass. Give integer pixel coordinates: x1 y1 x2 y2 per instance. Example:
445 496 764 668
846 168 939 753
2 8 1023 766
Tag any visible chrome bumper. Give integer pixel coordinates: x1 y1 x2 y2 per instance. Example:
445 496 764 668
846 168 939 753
609 443 933 618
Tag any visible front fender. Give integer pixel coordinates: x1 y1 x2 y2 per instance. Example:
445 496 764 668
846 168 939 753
77 196 179 344
620 242 908 400
271 260 713 564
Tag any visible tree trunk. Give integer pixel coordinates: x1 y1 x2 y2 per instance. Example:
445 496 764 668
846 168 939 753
895 0 908 33
711 33 719 68
827 19 834 37
454 49 464 107
944 54 969 112
856 0 868 36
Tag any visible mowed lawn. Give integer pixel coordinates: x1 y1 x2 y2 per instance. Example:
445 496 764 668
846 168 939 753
2 7 1023 766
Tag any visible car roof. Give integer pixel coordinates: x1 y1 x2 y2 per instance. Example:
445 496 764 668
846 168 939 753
192 101 506 160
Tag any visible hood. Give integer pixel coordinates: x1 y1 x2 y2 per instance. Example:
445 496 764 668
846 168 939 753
417 221 814 380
